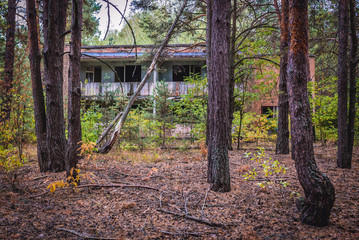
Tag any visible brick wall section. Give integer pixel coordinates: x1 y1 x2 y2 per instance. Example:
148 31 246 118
248 56 315 115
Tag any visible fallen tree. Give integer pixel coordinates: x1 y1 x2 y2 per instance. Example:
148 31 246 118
96 0 189 154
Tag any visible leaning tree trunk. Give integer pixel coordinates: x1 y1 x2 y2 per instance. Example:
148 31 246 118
0 0 16 123
26 0 48 171
42 0 68 172
275 0 290 155
337 0 350 169
287 0 335 226
67 0 83 180
347 0 358 162
207 0 231 192
96 0 188 153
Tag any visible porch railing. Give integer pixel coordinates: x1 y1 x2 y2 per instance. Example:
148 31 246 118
81 82 197 97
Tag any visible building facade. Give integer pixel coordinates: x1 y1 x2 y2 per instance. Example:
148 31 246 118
63 44 207 99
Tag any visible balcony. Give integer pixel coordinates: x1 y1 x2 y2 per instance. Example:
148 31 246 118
81 82 197 97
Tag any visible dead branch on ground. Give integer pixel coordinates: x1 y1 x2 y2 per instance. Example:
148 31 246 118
157 208 233 227
55 227 117 240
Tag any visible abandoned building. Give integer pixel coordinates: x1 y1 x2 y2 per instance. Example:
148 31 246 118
63 44 207 100
63 44 315 116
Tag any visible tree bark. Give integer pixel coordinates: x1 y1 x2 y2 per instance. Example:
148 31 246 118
287 0 335 226
42 0 68 172
347 0 357 162
26 0 48 171
227 0 237 151
205 0 212 148
337 0 350 169
275 0 290 155
207 0 231 192
67 0 83 180
0 0 16 123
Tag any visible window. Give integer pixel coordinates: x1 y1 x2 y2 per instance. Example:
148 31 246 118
125 65 141 82
115 66 124 82
115 65 141 82
173 65 201 81
85 67 94 82
94 66 102 82
85 72 94 82
261 106 277 118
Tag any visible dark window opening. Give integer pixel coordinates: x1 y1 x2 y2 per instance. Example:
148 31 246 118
261 106 277 118
125 65 141 82
115 66 124 82
173 65 201 81
192 65 201 75
85 72 94 82
94 66 102 82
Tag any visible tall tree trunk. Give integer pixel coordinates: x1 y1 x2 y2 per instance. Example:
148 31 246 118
0 0 16 123
205 0 212 148
287 0 335 226
67 0 83 180
42 0 68 172
228 0 237 151
275 0 290 155
347 0 357 162
207 0 231 192
26 0 48 171
337 0 350 169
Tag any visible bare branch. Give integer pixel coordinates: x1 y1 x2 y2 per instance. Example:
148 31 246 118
103 1 110 40
55 227 117 240
102 0 137 58
236 56 280 67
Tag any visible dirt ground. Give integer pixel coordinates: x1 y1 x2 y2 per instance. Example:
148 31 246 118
0 143 358 239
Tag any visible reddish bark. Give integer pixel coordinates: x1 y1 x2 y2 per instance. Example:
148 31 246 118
337 0 350 168
287 0 335 226
26 0 48 171
275 0 290 155
67 0 83 180
0 0 16 122
207 0 231 192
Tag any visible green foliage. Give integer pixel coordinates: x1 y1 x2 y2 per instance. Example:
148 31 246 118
172 74 207 142
144 81 175 147
242 148 289 190
0 143 27 173
308 76 338 143
120 108 154 151
81 106 103 143
233 112 277 143
0 45 33 173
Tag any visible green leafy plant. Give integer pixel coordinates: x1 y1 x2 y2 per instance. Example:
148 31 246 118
81 106 103 143
234 112 277 143
172 74 207 142
242 148 288 190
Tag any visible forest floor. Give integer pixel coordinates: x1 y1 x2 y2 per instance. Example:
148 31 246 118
0 143 358 239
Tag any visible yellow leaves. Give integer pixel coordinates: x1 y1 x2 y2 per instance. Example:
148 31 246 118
47 180 68 193
47 168 95 193
79 141 97 162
